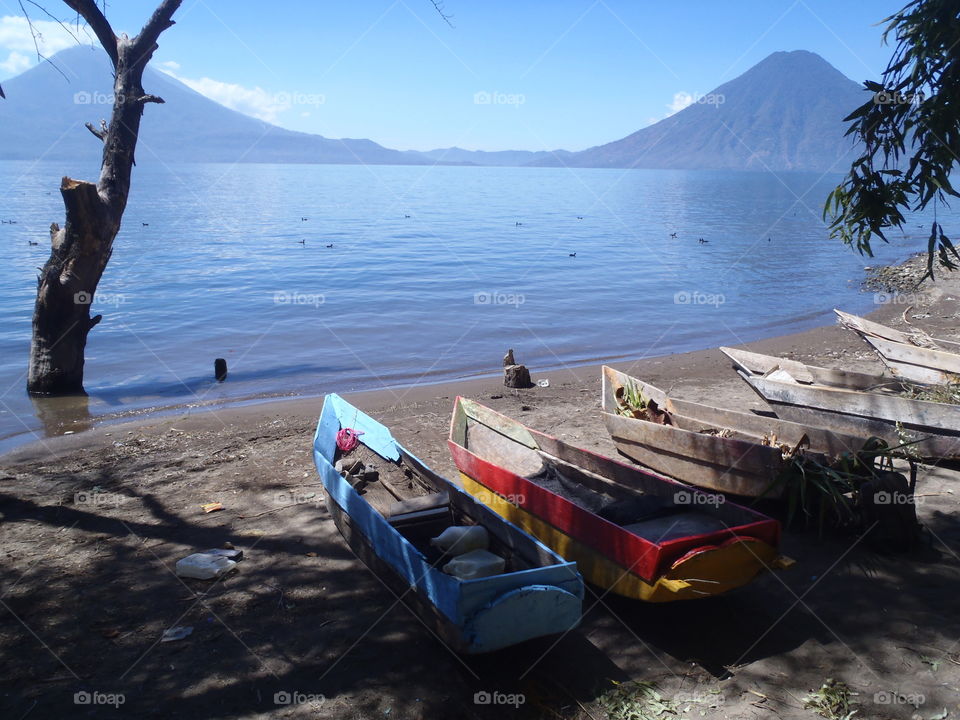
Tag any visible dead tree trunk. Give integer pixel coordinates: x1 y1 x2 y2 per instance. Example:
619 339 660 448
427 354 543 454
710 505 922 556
26 0 182 395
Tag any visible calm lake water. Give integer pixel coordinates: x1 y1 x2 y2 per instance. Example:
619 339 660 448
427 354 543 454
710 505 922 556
0 161 935 449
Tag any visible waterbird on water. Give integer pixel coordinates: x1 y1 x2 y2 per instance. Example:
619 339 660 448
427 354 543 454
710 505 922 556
669 232 677 238
576 216 583 220
28 241 38 246
301 217 308 221
698 238 709 244
326 243 333 248
569 252 576 257
515 222 522 226
142 223 149 226
298 239 306 245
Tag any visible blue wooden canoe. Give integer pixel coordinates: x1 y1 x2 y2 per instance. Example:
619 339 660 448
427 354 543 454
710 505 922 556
313 394 583 654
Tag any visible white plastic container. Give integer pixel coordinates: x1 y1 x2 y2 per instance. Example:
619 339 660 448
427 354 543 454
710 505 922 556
430 525 489 555
442 549 506 580
175 552 237 579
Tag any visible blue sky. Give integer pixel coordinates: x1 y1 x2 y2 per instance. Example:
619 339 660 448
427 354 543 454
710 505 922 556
0 0 908 151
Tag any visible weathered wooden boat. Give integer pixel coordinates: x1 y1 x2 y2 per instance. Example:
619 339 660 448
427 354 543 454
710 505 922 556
719 345 902 392
721 346 960 461
313 394 583 654
835 309 960 385
600 366 874 498
448 397 786 603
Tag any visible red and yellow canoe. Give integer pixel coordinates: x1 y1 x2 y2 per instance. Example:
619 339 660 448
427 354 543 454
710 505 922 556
448 397 788 602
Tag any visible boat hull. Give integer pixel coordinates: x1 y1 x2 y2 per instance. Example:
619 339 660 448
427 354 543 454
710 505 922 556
863 335 960 385
835 309 960 385
724 356 960 461
315 394 584 654
457 471 777 602
448 397 783 603
600 366 876 498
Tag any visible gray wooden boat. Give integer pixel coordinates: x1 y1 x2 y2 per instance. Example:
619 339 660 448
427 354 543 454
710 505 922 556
718 346 903 392
835 309 960 385
601 366 873 498
721 347 960 462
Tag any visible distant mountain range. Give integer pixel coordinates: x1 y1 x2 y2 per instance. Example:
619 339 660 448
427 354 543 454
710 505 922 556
410 147 575 167
0 46 865 172
0 45 431 166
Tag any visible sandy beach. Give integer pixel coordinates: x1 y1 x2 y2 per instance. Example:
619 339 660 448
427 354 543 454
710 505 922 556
3 253 960 719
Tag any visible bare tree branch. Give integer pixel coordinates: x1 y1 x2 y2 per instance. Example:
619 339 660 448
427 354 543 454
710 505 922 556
62 0 118 66
430 0 454 27
24 0 83 44
84 120 107 141
15 1 70 84
132 0 181 58
17 0 42 59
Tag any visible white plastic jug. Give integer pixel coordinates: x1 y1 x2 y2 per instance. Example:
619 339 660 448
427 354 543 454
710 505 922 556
175 552 237 579
442 549 505 580
430 525 489 555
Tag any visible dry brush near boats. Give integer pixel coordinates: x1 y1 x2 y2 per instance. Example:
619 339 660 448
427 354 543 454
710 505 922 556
448 396 788 603
313 393 584 654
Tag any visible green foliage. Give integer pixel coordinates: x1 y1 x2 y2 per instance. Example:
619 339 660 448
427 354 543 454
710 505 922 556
904 374 960 403
616 380 650 417
825 0 960 280
761 437 901 534
597 681 680 720
803 679 858 720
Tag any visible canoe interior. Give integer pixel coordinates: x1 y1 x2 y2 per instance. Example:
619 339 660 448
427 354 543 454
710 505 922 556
720 346 905 393
325 492 468 652
339 441 550 573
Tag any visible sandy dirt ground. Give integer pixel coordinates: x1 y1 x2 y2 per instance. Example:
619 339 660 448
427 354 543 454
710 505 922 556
2 254 960 719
